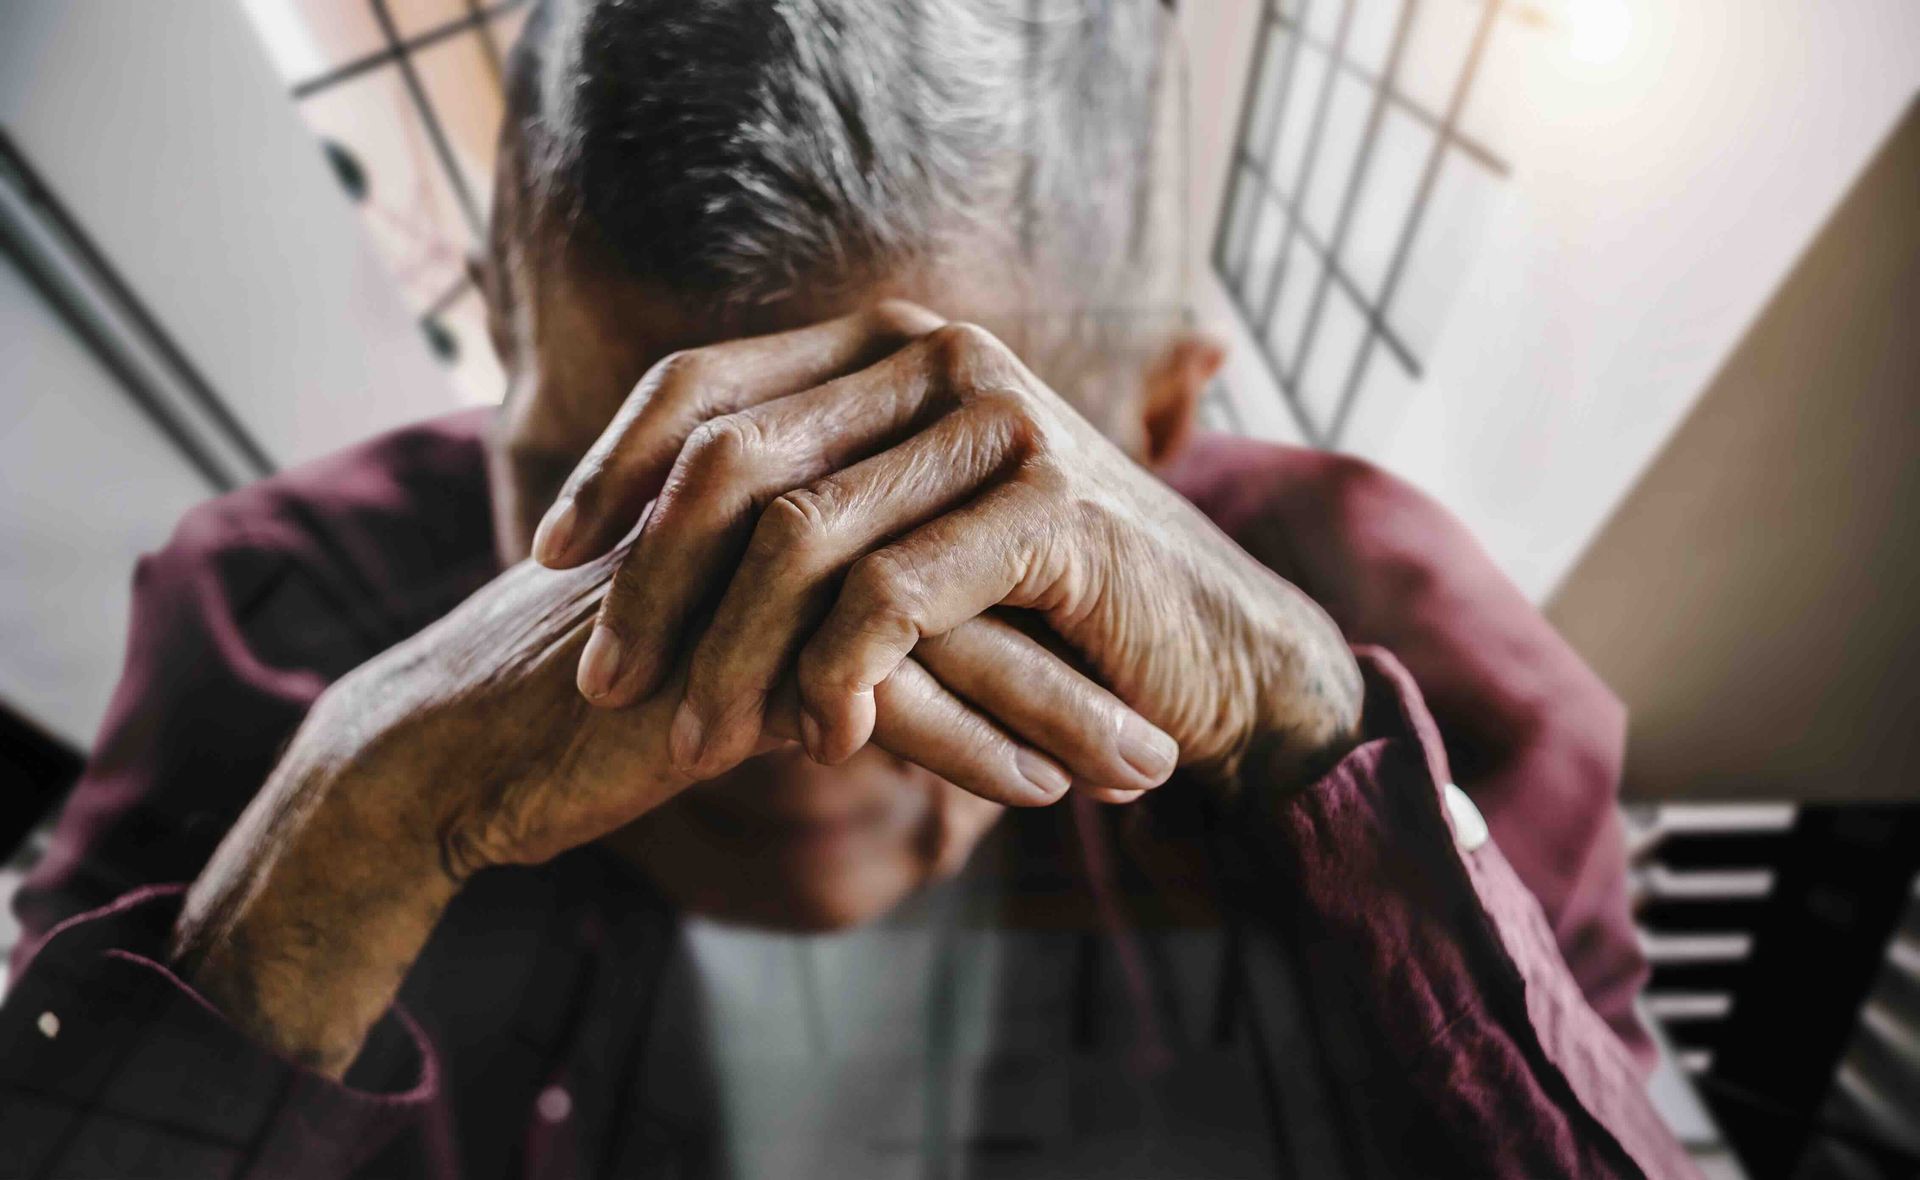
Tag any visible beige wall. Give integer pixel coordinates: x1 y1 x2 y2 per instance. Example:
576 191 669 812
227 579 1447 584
1547 101 1920 804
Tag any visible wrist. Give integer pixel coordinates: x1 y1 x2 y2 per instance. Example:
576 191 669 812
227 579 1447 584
1239 579 1366 795
171 697 457 1077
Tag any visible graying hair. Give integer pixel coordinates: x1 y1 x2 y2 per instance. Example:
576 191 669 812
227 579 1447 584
511 0 1181 317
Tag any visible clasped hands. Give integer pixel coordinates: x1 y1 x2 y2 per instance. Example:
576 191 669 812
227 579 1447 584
171 301 1366 1075
489 301 1361 855
325 301 1362 879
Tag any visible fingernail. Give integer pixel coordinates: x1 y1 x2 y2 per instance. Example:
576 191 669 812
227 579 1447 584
577 627 624 699
1119 719 1179 783
800 712 824 763
1015 749 1071 800
669 701 706 770
532 497 576 566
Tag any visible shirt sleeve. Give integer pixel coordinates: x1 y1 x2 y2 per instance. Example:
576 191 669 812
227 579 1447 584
0 884 438 1179
1228 646 1697 1180
1162 436 1654 1069
9 498 340 957
1299 463 1654 1072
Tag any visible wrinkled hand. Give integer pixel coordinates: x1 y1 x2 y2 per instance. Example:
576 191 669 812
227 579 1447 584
325 539 1160 885
535 301 1363 795
174 454 1158 1078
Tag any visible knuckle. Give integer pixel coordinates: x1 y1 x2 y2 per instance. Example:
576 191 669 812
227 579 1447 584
644 348 713 398
682 414 761 479
962 388 1043 457
798 554 922 699
754 487 832 560
1061 490 1116 542
866 298 943 345
847 549 924 618
926 321 1004 382
646 347 743 421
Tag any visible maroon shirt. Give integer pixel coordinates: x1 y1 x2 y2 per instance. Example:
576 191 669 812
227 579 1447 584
0 410 1695 1178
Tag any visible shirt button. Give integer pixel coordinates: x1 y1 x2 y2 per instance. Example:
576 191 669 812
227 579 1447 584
537 1084 573 1123
37 1011 60 1039
1442 783 1490 853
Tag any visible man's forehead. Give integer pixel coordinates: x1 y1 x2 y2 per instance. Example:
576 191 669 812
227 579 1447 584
528 234 1182 348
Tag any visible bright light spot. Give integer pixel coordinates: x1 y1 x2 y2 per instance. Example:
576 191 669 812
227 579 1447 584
1566 0 1633 65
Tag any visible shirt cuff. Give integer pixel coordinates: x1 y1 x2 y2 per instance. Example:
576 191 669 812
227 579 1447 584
1 883 437 1177
1229 645 1695 1180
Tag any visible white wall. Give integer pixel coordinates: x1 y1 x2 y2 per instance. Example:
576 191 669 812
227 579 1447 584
0 0 461 747
1183 0 1920 602
0 0 458 470
0 261 213 747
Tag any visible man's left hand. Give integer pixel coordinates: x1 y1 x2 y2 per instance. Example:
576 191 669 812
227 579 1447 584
533 301 1363 795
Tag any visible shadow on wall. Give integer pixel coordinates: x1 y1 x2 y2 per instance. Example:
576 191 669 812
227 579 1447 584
1547 98 1920 808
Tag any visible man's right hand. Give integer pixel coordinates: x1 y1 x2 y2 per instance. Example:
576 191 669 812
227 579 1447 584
170 486 1169 1077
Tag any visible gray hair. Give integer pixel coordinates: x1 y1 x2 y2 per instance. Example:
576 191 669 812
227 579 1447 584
510 0 1181 316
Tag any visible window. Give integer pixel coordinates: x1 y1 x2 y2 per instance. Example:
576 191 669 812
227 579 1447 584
242 0 531 404
1211 0 1512 446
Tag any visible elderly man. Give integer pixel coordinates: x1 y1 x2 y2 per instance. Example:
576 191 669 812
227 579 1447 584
2 1 1694 1177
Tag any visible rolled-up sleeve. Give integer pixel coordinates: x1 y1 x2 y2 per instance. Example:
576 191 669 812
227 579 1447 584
0 885 437 1179
1230 646 1696 1180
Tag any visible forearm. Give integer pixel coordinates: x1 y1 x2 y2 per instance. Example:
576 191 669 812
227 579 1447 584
169 689 457 1078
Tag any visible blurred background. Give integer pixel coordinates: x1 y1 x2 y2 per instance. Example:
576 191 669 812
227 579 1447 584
1 2 1915 1176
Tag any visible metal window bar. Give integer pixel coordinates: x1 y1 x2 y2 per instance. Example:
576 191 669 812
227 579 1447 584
1210 0 1513 447
284 1 528 356
1325 0 1507 444
1282 14 1511 177
1281 0 1419 393
1206 377 1247 434
1234 147 1422 376
1250 0 1358 355
288 0 528 99
1222 2 1314 296
365 0 486 242
422 269 476 322
465 0 508 85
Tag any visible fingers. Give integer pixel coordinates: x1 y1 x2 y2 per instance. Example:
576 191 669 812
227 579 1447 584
664 397 1037 774
575 337 967 707
797 481 1066 763
867 656 1072 808
732 642 1106 811
535 302 943 568
913 615 1177 793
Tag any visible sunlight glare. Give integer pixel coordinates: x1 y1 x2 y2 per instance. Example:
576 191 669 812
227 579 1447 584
1567 0 1634 66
